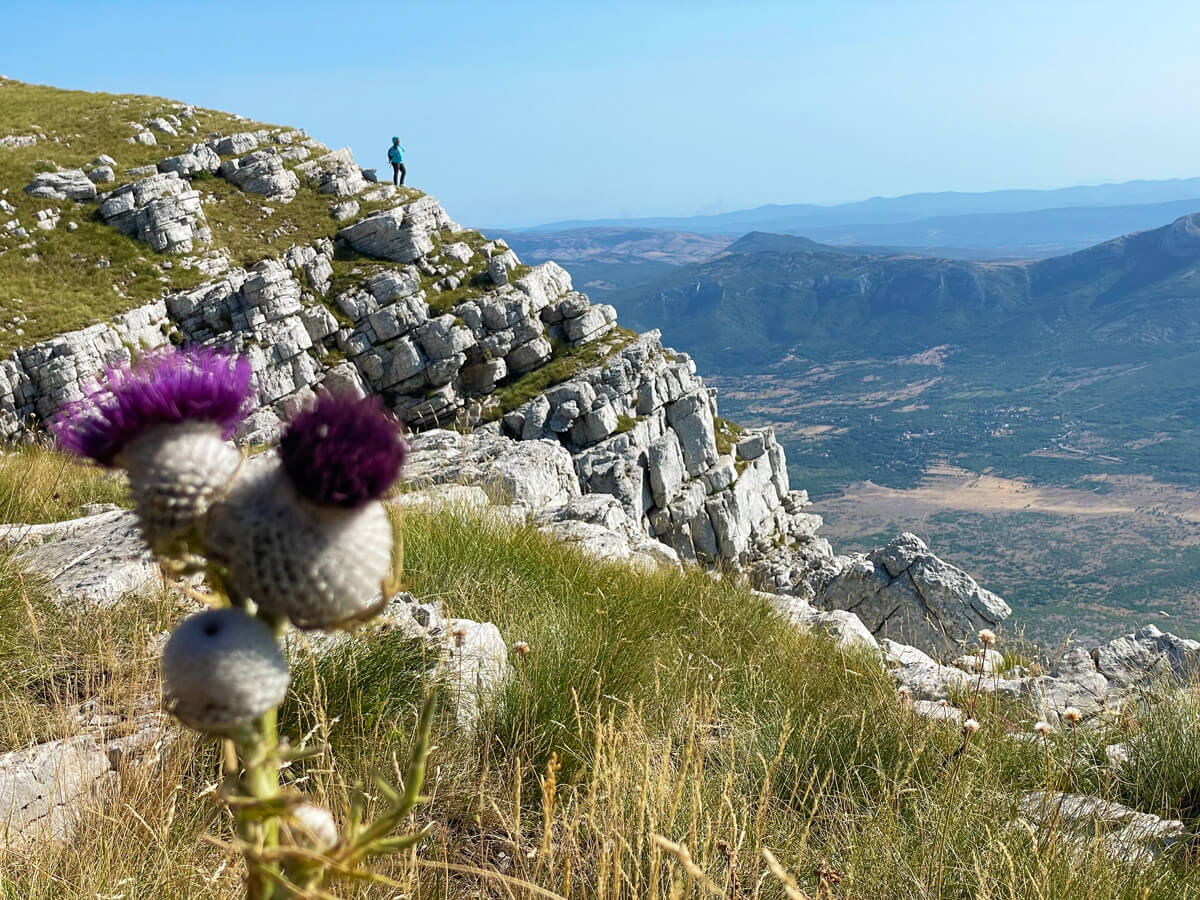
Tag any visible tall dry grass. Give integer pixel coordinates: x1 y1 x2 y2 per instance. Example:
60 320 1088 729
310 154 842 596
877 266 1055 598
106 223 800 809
0 456 1198 897
0 445 128 525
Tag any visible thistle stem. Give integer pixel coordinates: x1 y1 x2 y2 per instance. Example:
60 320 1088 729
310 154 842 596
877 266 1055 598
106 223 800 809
241 706 284 900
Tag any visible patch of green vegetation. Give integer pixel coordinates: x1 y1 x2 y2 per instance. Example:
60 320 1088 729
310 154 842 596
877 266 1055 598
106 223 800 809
713 415 745 457
614 413 639 434
425 279 485 317
0 550 180 751
0 78 279 353
0 445 130 524
484 332 637 421
5 497 1200 895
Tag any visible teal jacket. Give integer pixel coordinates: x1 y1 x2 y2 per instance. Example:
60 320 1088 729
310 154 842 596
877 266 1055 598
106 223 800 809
388 142 405 164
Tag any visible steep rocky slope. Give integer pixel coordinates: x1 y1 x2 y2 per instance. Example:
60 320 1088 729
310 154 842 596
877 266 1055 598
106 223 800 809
1 79 1194 674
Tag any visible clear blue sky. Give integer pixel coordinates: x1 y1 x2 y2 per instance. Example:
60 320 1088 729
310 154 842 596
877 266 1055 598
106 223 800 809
4 0 1199 228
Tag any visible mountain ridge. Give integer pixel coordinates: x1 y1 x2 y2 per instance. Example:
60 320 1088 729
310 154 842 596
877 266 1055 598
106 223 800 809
519 176 1200 232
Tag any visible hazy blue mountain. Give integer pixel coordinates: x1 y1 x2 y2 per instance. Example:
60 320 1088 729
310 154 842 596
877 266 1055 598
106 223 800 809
522 177 1200 234
609 213 1200 371
793 198 1200 257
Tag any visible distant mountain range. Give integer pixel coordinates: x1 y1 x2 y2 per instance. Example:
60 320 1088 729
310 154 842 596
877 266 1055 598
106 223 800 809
609 214 1200 371
510 178 1200 262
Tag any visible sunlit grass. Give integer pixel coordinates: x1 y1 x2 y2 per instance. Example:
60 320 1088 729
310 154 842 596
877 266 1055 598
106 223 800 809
1 457 1199 896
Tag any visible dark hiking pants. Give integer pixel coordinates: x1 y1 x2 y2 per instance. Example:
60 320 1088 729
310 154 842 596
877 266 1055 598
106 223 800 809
392 162 406 186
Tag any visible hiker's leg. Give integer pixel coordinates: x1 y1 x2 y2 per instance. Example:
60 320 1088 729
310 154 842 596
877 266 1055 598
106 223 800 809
391 163 399 186
398 163 406 186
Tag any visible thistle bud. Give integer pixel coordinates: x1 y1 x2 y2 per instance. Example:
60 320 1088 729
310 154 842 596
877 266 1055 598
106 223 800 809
161 608 289 734
282 802 339 852
51 349 251 555
204 460 395 629
202 391 405 629
117 421 242 555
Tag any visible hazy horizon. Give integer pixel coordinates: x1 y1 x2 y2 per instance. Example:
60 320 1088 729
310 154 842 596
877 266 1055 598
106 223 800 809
5 0 1200 228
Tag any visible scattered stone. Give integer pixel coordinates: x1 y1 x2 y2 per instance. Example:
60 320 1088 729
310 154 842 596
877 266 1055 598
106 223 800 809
24 169 97 201
330 199 359 222
0 509 158 608
336 197 452 263
33 208 59 230
157 144 220 177
0 734 114 848
86 165 115 184
1019 791 1184 863
0 134 38 148
211 132 259 156
98 172 211 254
145 116 177 135
296 148 370 197
764 591 878 650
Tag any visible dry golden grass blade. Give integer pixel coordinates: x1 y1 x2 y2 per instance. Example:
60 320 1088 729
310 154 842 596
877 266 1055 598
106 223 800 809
651 833 726 897
762 846 813 900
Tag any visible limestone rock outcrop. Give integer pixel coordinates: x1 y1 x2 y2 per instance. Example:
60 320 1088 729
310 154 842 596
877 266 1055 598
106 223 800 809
98 171 210 253
218 149 300 202
24 169 98 202
0 508 158 607
817 532 1011 654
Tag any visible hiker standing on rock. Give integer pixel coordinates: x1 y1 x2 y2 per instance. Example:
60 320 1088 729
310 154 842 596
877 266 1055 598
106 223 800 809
388 136 406 187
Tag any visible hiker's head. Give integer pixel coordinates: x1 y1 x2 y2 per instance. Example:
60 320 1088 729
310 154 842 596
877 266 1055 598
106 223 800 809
392 136 399 144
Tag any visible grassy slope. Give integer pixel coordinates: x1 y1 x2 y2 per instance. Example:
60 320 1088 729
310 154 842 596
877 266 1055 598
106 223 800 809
0 455 1198 897
0 78 429 355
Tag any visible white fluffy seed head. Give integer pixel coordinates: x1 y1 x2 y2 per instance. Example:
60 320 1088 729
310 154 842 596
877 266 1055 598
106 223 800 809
161 607 289 734
282 802 339 851
1063 707 1083 725
204 459 394 629
963 718 981 736
116 422 242 558
978 629 997 647
1034 720 1054 737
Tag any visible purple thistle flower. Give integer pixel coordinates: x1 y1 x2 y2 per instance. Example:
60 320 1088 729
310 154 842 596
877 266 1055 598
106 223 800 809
279 391 406 508
51 348 253 466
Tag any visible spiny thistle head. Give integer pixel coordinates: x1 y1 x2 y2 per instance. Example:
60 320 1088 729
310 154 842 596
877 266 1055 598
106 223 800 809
52 348 252 467
279 391 406 508
978 629 997 647
203 459 395 629
161 608 289 734
1062 707 1083 726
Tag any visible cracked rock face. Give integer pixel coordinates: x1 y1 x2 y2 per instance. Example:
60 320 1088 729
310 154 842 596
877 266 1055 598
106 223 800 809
23 169 97 202
0 509 159 607
818 532 1011 656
